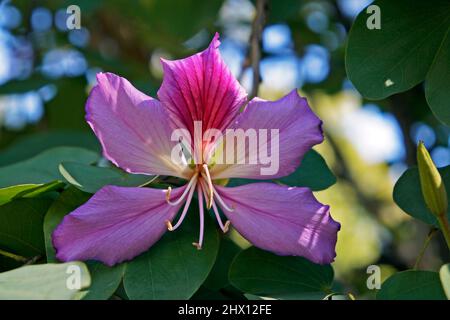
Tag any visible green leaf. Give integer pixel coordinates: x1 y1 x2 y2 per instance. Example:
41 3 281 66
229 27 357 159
377 270 447 300
229 247 334 300
425 30 450 125
0 75 52 95
43 187 125 300
123 208 220 300
346 0 450 123
0 130 100 167
59 162 155 194
0 198 53 257
439 263 450 299
203 238 242 291
0 262 91 300
278 149 336 190
0 181 64 206
393 166 450 227
83 262 126 300
43 187 91 262
0 147 99 188
227 150 336 191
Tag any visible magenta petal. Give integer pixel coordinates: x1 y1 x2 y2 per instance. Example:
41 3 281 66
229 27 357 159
211 90 323 180
52 185 186 266
215 183 340 264
158 33 247 135
86 72 189 178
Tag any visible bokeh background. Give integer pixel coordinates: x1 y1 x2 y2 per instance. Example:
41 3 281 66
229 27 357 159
0 0 449 298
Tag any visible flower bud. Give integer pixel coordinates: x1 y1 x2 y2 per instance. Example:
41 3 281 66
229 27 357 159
417 141 448 217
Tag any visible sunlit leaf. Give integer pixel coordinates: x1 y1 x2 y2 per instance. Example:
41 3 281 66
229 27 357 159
0 131 99 167
0 262 90 300
0 181 64 206
0 147 99 188
439 263 450 299
59 162 155 193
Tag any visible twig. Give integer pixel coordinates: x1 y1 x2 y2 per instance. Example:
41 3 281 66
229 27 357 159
0 248 28 263
246 0 268 99
414 228 438 270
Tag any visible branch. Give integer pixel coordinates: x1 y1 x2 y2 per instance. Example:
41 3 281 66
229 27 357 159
246 0 268 99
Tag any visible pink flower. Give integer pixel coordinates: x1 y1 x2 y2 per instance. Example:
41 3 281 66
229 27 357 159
52 33 340 266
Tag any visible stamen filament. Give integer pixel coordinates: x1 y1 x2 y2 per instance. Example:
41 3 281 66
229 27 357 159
167 180 197 231
192 184 204 250
200 179 231 234
212 201 230 233
165 173 198 206
213 187 234 212
202 164 214 209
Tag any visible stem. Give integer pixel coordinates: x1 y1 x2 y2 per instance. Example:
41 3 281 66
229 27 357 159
414 228 437 269
0 248 28 263
437 214 450 250
248 0 267 99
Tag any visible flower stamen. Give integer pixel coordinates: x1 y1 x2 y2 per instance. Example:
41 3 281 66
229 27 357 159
165 172 198 206
213 187 235 212
212 201 230 233
193 184 204 250
202 164 214 209
167 180 197 231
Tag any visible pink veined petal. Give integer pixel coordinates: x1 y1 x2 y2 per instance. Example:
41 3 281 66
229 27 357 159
215 183 340 265
52 185 186 266
158 33 247 137
210 90 323 180
86 72 190 179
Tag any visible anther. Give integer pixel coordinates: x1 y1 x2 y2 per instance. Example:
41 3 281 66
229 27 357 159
165 220 173 231
223 220 231 233
165 187 172 202
192 242 202 250
165 173 198 206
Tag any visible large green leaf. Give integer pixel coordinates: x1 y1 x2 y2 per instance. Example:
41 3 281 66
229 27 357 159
123 208 220 300
0 181 64 206
203 238 242 291
0 262 90 300
227 150 336 191
377 270 447 300
346 0 450 124
393 166 450 227
59 162 155 194
229 247 334 300
278 149 336 190
0 198 53 258
425 30 450 125
439 263 450 299
0 147 99 188
0 131 99 167
83 262 126 300
43 187 125 300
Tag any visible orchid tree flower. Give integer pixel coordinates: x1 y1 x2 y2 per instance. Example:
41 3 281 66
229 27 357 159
53 33 340 267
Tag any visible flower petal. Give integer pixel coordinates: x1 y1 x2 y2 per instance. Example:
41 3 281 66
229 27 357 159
158 33 247 135
210 90 323 180
86 72 190 179
215 183 339 264
52 185 185 266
